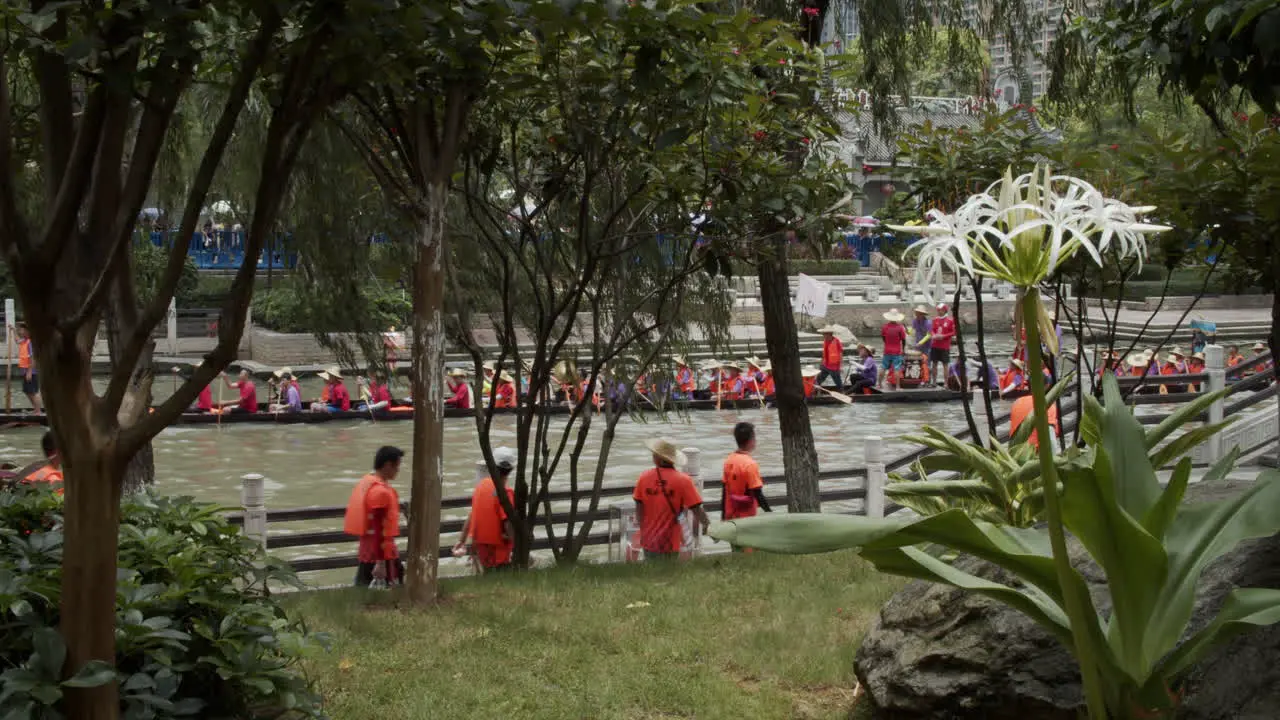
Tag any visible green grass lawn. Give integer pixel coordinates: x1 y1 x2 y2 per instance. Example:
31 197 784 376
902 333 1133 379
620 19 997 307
290 551 902 720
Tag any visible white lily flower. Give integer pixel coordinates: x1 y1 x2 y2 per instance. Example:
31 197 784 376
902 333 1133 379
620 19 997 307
889 164 1170 303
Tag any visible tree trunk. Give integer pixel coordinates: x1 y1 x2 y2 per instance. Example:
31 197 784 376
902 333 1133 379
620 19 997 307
121 440 155 495
756 234 821 512
1271 288 1279 466
42 340 124 718
406 185 447 604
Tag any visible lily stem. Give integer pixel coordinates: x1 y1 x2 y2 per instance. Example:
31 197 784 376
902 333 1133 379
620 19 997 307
1022 288 1109 718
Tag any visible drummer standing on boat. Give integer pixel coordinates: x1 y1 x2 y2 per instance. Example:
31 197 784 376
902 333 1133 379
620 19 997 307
15 322 41 414
929 304 957 388
879 309 907 390
816 325 844 391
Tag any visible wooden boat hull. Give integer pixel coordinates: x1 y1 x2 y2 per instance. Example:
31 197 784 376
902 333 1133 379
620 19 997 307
0 387 977 427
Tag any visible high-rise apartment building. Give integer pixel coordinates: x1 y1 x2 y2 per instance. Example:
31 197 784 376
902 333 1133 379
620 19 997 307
823 0 1078 103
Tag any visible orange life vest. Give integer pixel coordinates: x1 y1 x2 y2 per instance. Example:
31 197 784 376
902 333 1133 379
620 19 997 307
23 464 64 496
342 473 400 540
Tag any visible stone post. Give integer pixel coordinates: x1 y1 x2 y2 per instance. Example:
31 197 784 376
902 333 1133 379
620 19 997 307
864 437 886 518
240 473 267 550
1204 344 1225 464
830 286 846 304
961 283 975 301
995 283 1011 301
863 286 880 302
682 447 702 555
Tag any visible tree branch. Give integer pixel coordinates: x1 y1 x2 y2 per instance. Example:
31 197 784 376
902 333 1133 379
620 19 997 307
0 53 33 259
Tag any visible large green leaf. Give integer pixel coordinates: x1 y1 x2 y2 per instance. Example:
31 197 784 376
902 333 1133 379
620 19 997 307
1142 457 1192 540
1153 588 1280 682
865 545 1075 648
1144 470 1280 679
1148 419 1235 470
713 510 1072 604
1145 387 1231 449
884 479 1004 505
1099 374 1161 519
1061 446 1168 683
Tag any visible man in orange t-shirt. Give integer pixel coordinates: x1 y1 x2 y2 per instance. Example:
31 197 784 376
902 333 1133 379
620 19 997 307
455 447 518 570
632 438 709 560
721 423 772 551
344 446 405 587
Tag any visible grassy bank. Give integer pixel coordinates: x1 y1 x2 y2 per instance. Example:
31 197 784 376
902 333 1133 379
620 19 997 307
290 551 902 720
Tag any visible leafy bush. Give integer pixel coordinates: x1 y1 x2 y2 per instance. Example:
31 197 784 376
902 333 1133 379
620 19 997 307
132 243 200 308
254 284 411 334
0 487 330 719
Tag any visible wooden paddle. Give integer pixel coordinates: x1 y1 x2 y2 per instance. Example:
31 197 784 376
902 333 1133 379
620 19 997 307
815 384 855 405
216 373 224 429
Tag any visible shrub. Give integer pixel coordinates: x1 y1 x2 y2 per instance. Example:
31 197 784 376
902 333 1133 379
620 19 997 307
730 258 861 276
0 487 330 719
254 284 411 334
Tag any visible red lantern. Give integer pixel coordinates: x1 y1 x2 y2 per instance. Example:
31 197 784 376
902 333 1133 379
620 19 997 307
881 182 896 195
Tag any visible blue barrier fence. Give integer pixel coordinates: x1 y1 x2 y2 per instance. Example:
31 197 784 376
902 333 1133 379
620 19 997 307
137 230 298 271
839 233 916 266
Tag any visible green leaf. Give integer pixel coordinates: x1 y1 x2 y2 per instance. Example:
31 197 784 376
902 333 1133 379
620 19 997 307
1144 470 1280 678
1148 419 1235 469
1155 588 1280 681
867 545 1074 647
1143 457 1191 540
62 661 117 688
714 510 1071 603
1099 375 1160 519
1060 446 1167 683
654 127 692 151
1144 387 1229 449
32 628 66 680
884 479 1003 504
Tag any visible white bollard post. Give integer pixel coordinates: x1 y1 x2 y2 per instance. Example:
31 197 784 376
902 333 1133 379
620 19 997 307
681 447 702 555
830 287 846 304
167 298 178 355
1204 344 1225 464
240 473 267 550
864 437 885 518
863 286 880 302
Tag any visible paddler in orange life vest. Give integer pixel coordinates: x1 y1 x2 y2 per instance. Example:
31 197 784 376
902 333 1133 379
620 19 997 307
15 322 42 414
22 431 63 495
801 366 819 398
717 361 745 401
743 357 767 398
454 446 519 570
672 355 696 399
344 446 405 587
494 371 517 408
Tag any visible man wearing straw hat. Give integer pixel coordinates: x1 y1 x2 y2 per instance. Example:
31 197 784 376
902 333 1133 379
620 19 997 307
445 368 473 409
632 438 709 561
879 309 908 390
322 367 351 412
269 370 302 413
910 306 932 357
454 447 518 571
817 325 845 391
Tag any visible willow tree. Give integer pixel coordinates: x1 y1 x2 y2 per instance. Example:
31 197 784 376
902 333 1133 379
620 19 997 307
446 3 758 565
0 1 389 715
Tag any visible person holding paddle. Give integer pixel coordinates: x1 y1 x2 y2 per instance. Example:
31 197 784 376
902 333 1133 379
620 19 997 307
846 344 878 395
632 438 708 561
